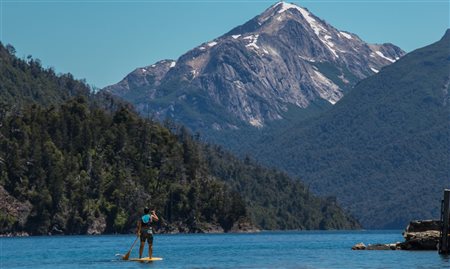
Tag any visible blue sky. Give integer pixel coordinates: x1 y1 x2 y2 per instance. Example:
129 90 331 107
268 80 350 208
1 0 448 88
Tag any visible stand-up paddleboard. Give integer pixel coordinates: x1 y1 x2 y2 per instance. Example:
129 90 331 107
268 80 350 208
128 257 163 262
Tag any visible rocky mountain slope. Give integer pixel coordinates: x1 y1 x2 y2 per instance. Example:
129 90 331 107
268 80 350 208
253 30 450 228
104 1 404 131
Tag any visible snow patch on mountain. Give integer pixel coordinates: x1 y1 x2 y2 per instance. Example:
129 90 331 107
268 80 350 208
208 41 218 47
277 2 303 14
323 42 339 58
375 51 396 63
312 70 342 104
298 7 327 37
275 2 328 38
340 32 352 39
244 34 260 50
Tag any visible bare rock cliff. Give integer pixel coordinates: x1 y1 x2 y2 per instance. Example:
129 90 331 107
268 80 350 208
104 2 404 130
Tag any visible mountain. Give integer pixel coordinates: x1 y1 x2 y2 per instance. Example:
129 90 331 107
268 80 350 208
253 30 450 228
104 1 404 132
0 42 360 235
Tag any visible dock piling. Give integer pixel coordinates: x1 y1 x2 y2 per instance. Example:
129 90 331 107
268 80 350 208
439 189 450 254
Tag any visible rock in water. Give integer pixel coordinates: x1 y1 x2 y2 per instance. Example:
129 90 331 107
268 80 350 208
400 220 441 250
351 242 366 250
404 220 441 233
366 244 393 250
352 220 441 250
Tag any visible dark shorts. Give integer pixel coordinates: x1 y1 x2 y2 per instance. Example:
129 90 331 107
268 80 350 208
140 230 154 244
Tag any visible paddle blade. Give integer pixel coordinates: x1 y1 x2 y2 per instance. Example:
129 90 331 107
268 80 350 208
122 235 139 260
122 251 131 260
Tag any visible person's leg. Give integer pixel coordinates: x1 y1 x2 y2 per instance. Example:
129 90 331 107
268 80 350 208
148 235 154 258
139 241 145 258
148 243 153 258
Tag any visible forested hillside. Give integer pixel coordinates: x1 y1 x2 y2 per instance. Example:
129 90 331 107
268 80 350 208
0 98 250 234
203 145 359 230
254 30 450 228
0 42 359 235
0 98 359 234
0 44 90 106
0 43 127 112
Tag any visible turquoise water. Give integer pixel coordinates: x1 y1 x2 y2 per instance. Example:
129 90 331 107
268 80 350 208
1 230 448 269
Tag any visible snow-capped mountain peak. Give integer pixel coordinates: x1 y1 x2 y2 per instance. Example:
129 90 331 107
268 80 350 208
104 2 404 129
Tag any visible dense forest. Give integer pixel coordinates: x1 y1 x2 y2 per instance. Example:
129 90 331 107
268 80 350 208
251 30 450 228
0 43 359 235
0 97 252 234
203 145 359 230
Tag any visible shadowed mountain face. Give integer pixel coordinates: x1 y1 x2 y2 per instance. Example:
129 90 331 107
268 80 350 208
253 30 450 228
104 2 404 131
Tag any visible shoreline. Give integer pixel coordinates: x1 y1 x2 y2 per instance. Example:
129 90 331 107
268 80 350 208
1 228 396 238
352 220 442 251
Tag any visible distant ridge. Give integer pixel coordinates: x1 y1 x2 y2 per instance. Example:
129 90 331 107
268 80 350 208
253 30 450 228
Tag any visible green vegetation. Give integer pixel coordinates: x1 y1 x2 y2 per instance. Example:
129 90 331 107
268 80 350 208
0 98 359 234
203 145 360 229
0 98 249 234
0 42 360 234
0 43 91 107
250 31 450 228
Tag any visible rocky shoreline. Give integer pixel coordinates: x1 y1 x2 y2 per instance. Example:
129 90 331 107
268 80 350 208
1 181 260 237
352 220 441 251
0 218 260 237
156 219 260 234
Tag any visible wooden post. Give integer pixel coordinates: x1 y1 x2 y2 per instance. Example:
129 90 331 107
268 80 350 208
439 189 450 254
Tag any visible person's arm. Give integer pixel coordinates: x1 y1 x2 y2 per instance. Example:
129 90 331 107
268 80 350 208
136 220 141 235
151 210 159 222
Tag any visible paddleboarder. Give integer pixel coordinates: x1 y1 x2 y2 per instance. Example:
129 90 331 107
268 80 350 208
137 207 159 259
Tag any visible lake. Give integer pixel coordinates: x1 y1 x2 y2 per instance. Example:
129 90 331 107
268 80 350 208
1 230 448 269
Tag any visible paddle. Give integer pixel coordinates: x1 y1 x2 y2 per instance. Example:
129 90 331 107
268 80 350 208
122 235 139 260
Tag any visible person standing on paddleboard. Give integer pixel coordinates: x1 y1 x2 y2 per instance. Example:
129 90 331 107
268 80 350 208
137 207 159 259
